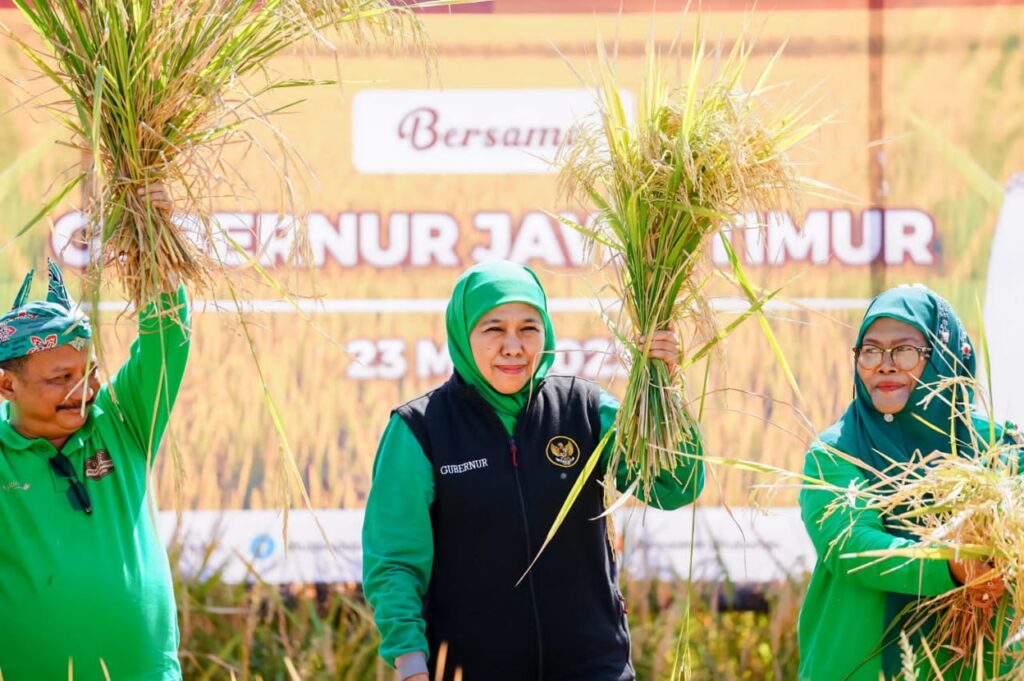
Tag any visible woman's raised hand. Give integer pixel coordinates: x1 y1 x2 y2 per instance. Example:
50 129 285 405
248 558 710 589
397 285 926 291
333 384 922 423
136 182 173 213
638 329 680 374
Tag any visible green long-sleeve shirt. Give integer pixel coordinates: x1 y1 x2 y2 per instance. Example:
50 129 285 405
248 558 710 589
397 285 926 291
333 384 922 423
0 288 190 681
797 417 1023 680
362 387 705 668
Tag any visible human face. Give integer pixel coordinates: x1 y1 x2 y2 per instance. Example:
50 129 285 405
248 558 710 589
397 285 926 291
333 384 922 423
469 303 545 395
855 317 929 415
0 344 99 445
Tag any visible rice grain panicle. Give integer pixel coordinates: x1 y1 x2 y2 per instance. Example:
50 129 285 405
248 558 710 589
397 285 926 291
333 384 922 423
832 375 1024 675
556 27 825 503
3 0 468 307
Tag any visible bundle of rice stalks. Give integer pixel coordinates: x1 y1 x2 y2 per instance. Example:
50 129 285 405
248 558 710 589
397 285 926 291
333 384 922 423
556 31 823 501
835 377 1024 676
3 0 463 307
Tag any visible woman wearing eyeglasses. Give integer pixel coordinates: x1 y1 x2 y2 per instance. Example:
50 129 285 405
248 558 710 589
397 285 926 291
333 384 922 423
796 284 1021 680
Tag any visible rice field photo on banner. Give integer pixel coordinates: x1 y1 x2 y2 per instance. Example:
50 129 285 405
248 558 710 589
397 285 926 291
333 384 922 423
0 2 1021 586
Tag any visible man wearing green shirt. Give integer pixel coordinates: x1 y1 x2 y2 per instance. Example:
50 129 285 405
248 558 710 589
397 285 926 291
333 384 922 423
0 214 188 677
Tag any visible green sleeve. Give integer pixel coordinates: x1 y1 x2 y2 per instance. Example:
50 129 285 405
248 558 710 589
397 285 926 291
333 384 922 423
799 446 956 596
972 415 1024 468
597 389 705 510
362 414 435 668
102 286 190 458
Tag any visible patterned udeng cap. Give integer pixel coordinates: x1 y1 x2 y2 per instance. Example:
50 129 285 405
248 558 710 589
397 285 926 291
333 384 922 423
0 259 91 363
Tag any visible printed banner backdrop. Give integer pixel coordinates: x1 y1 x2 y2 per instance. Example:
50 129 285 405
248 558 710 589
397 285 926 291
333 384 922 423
1 1 1022 581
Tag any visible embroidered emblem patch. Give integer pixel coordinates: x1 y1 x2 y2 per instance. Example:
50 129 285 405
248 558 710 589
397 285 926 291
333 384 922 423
438 458 488 476
546 435 580 468
84 450 115 481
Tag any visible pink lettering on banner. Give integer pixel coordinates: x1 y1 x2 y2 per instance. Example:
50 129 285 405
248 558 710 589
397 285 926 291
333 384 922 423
397 107 439 151
396 107 570 153
354 89 629 174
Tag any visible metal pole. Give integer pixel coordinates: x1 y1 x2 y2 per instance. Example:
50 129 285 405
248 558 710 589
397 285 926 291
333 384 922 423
868 0 887 294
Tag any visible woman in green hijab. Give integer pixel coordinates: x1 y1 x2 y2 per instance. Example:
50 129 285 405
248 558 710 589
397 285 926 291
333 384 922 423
798 284 1020 680
362 260 705 681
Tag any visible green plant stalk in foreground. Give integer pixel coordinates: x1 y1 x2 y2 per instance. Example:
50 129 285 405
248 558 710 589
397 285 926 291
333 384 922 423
171 547 806 681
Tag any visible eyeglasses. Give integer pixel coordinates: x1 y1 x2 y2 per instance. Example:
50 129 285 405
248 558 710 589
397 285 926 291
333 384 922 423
853 344 931 371
48 452 92 515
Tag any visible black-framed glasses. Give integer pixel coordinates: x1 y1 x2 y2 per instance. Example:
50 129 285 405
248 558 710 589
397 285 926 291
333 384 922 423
48 453 92 515
853 344 931 371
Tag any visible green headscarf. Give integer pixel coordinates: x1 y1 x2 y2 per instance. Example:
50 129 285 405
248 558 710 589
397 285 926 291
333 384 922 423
445 260 556 435
0 259 91 364
816 284 976 675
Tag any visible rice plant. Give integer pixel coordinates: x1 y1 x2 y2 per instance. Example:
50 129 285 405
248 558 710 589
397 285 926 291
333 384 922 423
556 29 825 502
3 0 466 307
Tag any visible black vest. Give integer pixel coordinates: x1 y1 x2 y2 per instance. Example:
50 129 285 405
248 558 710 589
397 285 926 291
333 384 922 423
396 373 634 681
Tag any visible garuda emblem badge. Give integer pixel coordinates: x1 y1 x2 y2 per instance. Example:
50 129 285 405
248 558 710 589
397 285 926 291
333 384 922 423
546 435 580 468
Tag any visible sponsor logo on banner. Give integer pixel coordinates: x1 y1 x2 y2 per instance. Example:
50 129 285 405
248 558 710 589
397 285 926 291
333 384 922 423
160 510 365 584
251 533 276 560
351 89 634 174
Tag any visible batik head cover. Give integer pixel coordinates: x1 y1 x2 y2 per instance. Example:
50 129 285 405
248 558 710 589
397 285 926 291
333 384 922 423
0 259 91 363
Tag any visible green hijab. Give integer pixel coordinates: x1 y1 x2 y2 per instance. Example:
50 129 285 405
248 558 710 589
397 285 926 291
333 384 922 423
445 260 556 434
817 284 977 675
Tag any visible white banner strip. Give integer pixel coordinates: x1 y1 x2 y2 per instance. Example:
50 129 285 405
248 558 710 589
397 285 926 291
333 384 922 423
159 506 816 585
96 297 871 315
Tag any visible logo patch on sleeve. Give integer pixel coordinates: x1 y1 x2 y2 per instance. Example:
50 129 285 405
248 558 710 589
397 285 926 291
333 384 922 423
84 450 115 480
546 436 580 468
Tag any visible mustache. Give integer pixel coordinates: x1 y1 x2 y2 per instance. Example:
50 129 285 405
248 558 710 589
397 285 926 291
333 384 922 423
57 396 96 411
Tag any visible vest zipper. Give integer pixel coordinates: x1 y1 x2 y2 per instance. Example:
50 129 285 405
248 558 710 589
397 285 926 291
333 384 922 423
509 435 544 680
465 382 546 678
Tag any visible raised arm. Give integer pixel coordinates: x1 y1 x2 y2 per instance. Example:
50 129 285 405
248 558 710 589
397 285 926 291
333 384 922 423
102 285 190 458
